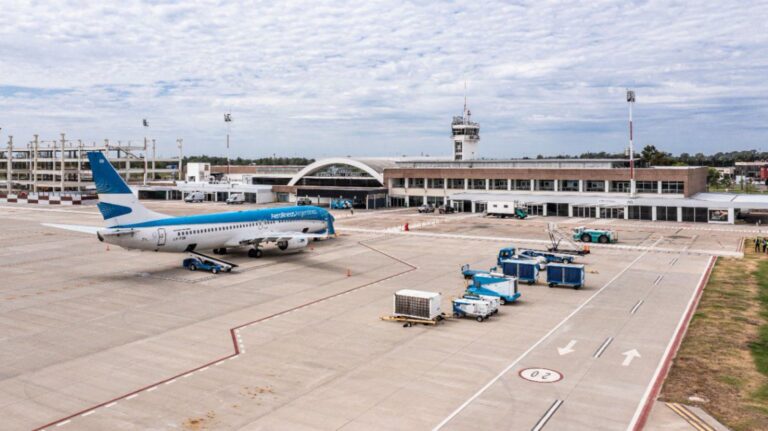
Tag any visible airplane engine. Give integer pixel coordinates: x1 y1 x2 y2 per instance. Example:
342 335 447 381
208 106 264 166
277 236 309 251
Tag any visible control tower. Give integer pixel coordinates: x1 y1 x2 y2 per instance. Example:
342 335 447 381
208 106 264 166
451 100 479 160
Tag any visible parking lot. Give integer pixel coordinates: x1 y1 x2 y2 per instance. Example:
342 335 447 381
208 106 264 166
0 202 751 430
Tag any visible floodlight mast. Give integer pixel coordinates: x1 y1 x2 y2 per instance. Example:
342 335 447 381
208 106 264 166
627 90 636 197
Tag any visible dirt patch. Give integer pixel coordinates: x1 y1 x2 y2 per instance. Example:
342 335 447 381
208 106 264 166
183 411 217 430
660 242 768 430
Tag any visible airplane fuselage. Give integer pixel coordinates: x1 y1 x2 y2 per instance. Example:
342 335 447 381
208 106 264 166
99 206 330 253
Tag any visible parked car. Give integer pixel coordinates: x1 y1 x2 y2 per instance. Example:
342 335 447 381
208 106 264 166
183 257 228 274
438 205 455 214
417 204 435 213
297 197 313 206
184 191 204 203
226 193 245 205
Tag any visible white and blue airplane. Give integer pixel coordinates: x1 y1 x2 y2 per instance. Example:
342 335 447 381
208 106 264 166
44 152 335 259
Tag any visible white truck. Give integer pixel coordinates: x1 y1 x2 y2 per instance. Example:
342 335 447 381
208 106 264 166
184 191 204 203
487 201 528 219
226 193 245 205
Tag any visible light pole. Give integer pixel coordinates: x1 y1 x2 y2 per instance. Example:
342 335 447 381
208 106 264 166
626 90 636 197
142 118 149 185
224 113 232 179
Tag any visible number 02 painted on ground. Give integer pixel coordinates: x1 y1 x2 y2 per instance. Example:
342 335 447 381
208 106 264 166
518 367 563 383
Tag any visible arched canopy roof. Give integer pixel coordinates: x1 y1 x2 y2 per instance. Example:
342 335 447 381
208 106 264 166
288 157 397 186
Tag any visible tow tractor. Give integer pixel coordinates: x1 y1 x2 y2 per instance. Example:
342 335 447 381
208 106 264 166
183 251 238 274
572 226 618 244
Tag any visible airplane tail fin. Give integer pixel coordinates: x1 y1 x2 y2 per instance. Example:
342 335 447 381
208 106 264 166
87 151 168 227
326 212 336 235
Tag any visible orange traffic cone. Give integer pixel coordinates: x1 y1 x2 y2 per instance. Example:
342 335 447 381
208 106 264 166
106 245 110 252
404 223 410 231
346 269 352 277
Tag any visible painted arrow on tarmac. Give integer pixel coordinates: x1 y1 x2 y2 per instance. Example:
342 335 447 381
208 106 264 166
622 349 641 366
557 340 577 355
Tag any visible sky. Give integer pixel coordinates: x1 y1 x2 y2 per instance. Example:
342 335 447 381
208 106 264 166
0 0 766 159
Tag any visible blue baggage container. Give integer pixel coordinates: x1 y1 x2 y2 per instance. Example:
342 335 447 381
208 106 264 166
499 258 539 284
546 263 585 289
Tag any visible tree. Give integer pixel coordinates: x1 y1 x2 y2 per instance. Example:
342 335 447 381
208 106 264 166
707 167 722 188
640 145 671 166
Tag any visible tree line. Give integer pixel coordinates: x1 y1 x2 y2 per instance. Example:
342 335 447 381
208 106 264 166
534 146 767 168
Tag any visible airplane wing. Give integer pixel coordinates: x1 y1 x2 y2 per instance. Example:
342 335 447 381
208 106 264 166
41 223 101 235
225 231 328 247
42 223 137 237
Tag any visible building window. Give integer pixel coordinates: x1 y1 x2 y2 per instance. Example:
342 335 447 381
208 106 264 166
491 179 507 190
610 181 630 193
585 180 605 192
410 178 425 188
535 179 555 191
392 178 405 188
468 179 486 190
600 207 625 219
662 181 684 194
454 141 462 152
447 178 465 189
636 181 658 193
427 178 444 189
560 180 579 192
513 179 531 191
656 206 677 221
628 205 652 220
682 207 708 222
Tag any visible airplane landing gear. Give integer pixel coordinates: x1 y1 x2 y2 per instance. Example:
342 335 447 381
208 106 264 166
248 248 263 258
213 248 227 255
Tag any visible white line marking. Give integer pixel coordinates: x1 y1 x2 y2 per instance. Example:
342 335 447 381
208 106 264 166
626 256 714 431
199 367 209 372
593 337 614 358
105 402 117 408
432 245 654 430
56 420 71 427
531 400 564 431
126 394 138 400
630 300 644 315
81 410 95 417
164 379 176 385
654 275 664 286
147 386 157 392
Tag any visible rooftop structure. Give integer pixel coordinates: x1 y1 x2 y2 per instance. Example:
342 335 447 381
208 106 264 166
0 134 182 193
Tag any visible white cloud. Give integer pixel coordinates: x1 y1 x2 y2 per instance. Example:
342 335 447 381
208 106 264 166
0 0 766 158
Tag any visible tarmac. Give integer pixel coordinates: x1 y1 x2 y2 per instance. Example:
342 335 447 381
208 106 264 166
0 202 750 430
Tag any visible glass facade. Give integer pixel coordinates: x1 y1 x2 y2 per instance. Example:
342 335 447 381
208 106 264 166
585 180 606 192
560 179 579 192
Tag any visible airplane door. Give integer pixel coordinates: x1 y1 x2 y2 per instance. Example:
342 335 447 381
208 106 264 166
157 228 166 246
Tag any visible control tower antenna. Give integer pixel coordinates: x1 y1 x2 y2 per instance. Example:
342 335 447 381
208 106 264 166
452 82 479 161
463 79 467 121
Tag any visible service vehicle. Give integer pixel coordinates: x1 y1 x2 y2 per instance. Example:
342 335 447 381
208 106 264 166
452 297 494 322
330 199 353 209
546 263 586 289
467 274 521 304
296 196 313 205
183 257 228 274
572 226 617 244
487 201 528 219
225 193 245 205
461 264 503 280
462 294 500 314
184 191 204 203
519 249 576 264
382 289 445 327
496 258 539 284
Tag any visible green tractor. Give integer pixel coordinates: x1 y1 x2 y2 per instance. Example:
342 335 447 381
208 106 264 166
572 226 617 244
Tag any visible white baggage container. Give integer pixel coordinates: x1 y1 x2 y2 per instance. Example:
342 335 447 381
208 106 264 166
393 289 442 320
452 297 494 322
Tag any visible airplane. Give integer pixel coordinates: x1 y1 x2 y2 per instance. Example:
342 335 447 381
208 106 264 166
44 151 335 261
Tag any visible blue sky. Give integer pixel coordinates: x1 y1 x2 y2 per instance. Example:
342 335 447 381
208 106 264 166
0 1 766 159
